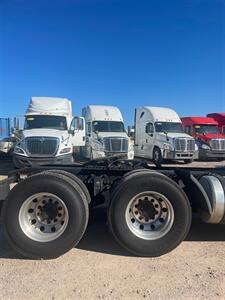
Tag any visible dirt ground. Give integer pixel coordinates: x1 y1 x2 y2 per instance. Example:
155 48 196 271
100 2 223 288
0 159 225 299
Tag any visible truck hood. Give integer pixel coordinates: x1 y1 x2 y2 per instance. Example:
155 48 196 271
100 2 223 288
196 133 225 143
166 132 193 139
157 132 194 141
22 129 69 140
96 132 128 139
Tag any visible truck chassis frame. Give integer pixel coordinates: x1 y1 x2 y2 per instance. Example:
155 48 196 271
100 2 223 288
0 156 225 259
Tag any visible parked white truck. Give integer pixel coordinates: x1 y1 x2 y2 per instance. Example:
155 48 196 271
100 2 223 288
134 106 198 165
81 105 134 160
13 97 85 168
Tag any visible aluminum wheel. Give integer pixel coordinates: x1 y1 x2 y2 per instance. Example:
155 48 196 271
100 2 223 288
125 191 174 240
19 192 69 242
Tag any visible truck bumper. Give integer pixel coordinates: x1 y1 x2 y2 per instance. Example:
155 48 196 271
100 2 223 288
199 149 225 160
105 152 130 159
13 154 73 168
163 150 198 160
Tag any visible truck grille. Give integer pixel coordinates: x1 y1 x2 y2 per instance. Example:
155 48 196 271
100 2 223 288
104 137 128 153
210 139 225 151
174 138 195 152
25 137 59 156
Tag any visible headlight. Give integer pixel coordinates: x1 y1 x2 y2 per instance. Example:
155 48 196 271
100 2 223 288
163 143 173 151
14 146 26 155
59 147 72 154
201 144 210 150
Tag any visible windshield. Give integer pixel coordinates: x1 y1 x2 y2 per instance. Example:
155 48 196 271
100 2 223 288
155 122 184 133
92 121 125 132
24 116 67 130
194 124 219 134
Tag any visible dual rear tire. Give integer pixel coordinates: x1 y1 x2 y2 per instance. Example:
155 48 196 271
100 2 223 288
2 172 89 259
108 170 192 257
2 170 192 258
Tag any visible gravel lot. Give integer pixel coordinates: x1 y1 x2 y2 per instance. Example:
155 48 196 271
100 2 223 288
0 159 225 299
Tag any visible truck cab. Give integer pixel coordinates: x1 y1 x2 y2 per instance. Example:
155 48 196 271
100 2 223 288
181 116 225 160
82 105 134 160
134 107 198 165
13 97 85 167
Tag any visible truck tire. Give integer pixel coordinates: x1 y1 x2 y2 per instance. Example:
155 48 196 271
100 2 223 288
152 147 163 166
40 170 91 203
2 173 89 259
108 171 191 257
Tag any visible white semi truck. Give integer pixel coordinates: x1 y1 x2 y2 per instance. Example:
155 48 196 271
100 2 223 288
13 97 85 168
134 106 198 165
81 105 134 160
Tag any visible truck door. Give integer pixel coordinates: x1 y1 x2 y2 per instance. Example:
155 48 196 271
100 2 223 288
69 117 86 146
144 122 155 158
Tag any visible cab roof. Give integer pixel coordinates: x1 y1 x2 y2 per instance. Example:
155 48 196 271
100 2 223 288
207 113 225 124
82 105 123 121
181 117 218 125
138 106 181 123
26 97 72 117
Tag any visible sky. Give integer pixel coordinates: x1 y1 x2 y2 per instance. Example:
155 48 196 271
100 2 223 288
0 0 224 126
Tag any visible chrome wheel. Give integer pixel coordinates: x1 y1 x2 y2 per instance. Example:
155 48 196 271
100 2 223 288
19 193 69 242
125 191 174 240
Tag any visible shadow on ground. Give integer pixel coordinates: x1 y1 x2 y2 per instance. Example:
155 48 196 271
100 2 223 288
0 207 224 260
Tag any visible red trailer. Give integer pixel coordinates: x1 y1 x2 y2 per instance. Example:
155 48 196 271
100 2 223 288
181 116 225 160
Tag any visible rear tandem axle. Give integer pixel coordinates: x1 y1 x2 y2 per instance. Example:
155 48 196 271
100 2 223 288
0 158 224 259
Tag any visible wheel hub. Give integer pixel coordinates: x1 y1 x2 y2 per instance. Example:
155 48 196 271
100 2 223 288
39 203 58 223
19 192 69 242
135 199 156 221
126 191 174 240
